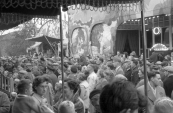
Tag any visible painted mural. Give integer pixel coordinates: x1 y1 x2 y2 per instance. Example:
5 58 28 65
90 23 113 56
68 0 172 56
71 28 88 57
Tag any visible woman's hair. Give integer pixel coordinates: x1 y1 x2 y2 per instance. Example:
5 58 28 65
153 97 173 113
65 79 79 94
32 76 49 93
100 80 139 113
103 70 114 78
97 69 105 78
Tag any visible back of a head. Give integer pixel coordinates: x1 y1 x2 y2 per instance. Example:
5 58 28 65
71 65 78 74
59 101 75 113
17 79 31 94
153 97 173 113
114 74 127 82
100 80 139 113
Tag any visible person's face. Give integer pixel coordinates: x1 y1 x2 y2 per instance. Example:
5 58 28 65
64 82 74 100
123 54 126 58
26 83 33 96
35 82 48 96
87 65 93 73
91 94 101 112
152 76 160 87
152 68 159 73
113 62 119 68
131 62 135 68
55 83 62 91
156 74 162 85
117 51 120 55
138 70 143 76
104 74 111 82
163 70 169 77
18 66 23 71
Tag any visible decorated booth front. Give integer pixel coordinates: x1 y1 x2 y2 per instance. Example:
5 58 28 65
68 0 173 57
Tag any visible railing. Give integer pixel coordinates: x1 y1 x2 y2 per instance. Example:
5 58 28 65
0 73 14 97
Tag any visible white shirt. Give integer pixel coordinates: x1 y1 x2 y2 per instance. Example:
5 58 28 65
80 80 90 109
87 72 98 93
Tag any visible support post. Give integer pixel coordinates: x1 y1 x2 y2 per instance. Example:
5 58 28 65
161 28 163 43
59 6 65 100
152 18 155 45
169 15 172 50
140 1 148 112
139 30 141 55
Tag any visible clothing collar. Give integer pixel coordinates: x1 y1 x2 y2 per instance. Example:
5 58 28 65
18 94 28 97
148 82 156 96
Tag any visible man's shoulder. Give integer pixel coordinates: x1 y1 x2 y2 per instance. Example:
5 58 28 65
137 85 145 93
0 91 8 97
156 86 165 92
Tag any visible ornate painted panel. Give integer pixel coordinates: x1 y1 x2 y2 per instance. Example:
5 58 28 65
90 24 112 56
71 28 88 57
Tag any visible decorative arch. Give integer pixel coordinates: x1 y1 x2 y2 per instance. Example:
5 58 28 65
90 23 112 56
71 27 88 57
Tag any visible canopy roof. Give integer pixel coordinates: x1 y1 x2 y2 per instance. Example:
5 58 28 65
0 0 141 30
29 42 42 49
150 43 169 51
26 35 60 45
1 0 141 16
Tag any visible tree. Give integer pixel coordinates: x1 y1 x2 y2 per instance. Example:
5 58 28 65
5 21 37 56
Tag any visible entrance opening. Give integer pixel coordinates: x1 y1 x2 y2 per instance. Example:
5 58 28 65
124 38 131 54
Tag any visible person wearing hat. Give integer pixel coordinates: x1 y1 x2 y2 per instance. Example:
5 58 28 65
131 59 139 86
151 65 160 73
113 56 124 76
163 66 173 98
18 70 28 80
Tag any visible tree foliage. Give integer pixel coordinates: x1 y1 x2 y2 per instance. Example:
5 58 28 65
5 22 37 56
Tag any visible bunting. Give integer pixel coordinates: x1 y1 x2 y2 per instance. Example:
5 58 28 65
1 0 140 12
0 0 141 26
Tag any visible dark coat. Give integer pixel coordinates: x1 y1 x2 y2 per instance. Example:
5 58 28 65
131 66 139 86
163 75 173 98
0 91 10 113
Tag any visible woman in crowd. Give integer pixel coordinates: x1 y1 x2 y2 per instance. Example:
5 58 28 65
32 76 53 113
54 79 85 113
95 69 108 90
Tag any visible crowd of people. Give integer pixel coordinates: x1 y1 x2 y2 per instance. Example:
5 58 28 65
0 51 173 113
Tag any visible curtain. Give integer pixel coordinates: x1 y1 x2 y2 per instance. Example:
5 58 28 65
114 30 139 55
114 30 128 53
127 30 139 56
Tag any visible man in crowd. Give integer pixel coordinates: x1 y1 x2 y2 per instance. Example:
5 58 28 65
163 66 173 98
137 72 165 113
0 90 10 113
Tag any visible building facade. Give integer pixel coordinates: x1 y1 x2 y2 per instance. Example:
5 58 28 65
67 0 173 57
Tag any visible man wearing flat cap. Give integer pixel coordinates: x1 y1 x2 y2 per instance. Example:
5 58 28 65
113 56 124 76
163 66 173 97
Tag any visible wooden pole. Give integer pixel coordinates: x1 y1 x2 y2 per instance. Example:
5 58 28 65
140 0 148 112
59 6 65 100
